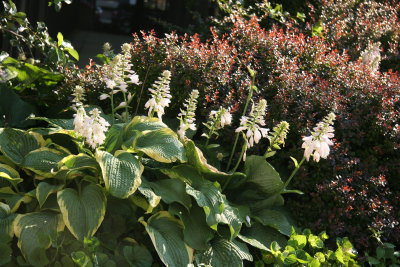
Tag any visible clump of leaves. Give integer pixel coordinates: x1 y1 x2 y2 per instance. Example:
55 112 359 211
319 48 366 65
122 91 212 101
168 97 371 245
257 228 360 266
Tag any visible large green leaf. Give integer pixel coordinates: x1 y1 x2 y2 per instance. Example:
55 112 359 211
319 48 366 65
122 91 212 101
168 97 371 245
238 222 287 251
14 212 65 266
133 178 161 213
0 242 12 265
185 140 246 188
27 116 74 130
148 178 192 210
0 202 17 243
96 151 143 199
195 237 253 267
135 128 186 163
244 156 284 195
169 203 214 250
57 184 106 241
0 163 23 186
36 182 64 207
123 245 153 267
125 116 168 134
253 209 293 236
104 123 125 153
58 153 100 179
162 165 245 238
22 147 69 177
140 211 193 266
0 85 37 128
0 128 42 165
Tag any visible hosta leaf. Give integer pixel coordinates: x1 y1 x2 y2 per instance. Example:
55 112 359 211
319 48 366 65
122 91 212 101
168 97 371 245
125 116 168 134
58 153 100 179
29 116 74 130
169 203 214 250
140 211 193 266
0 187 32 213
149 178 192 210
104 123 125 153
0 163 23 186
185 140 246 188
36 182 64 207
23 147 69 177
123 245 153 267
0 202 17 243
195 237 252 267
135 128 186 163
253 209 293 236
0 128 42 165
14 212 65 266
238 222 287 251
57 184 106 241
134 178 161 213
0 242 12 265
244 156 283 195
96 151 143 199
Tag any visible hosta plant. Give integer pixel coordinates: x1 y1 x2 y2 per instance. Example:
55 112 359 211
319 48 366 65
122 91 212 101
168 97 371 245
0 66 337 266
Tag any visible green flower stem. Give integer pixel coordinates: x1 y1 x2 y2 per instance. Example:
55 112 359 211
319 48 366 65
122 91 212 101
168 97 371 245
280 157 306 193
110 91 115 124
231 136 247 173
226 76 255 171
205 125 216 147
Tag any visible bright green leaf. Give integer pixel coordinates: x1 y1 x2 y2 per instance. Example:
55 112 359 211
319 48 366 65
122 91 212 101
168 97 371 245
238 222 287 251
57 32 63 47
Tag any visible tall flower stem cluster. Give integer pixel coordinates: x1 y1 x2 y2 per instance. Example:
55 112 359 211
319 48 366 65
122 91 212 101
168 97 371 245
281 112 336 192
177 89 199 139
100 43 140 122
226 67 257 171
145 70 172 121
72 85 110 150
264 121 290 158
203 106 232 147
232 98 269 171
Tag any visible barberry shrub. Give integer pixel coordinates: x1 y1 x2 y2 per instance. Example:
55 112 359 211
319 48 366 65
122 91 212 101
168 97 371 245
123 15 400 252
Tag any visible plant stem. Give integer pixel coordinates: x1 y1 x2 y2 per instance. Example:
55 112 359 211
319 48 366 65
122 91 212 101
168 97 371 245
231 138 247 173
135 65 150 116
281 157 306 192
226 77 255 171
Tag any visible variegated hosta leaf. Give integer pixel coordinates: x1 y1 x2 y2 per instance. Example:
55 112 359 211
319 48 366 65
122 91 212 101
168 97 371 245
36 182 64 207
0 163 23 186
0 202 17 243
0 128 42 165
244 155 284 195
238 222 288 251
96 150 143 199
253 208 293 237
14 212 65 266
140 211 193 267
22 147 69 178
184 140 246 189
123 245 153 267
103 123 125 153
58 153 100 179
169 203 214 251
195 237 253 267
134 128 186 163
148 178 192 210
57 184 106 241
0 187 32 213
132 178 161 214
162 165 245 238
125 116 168 134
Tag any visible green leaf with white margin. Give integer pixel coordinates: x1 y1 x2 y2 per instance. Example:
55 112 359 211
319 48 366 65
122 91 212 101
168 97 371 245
96 150 143 199
140 211 194 266
244 156 284 195
36 182 64 207
0 187 32 213
195 237 253 267
253 209 293 236
14 212 65 266
169 203 214 250
133 177 161 213
123 245 153 267
0 128 42 165
238 222 287 251
135 128 186 163
185 140 246 188
0 202 17 243
0 163 23 186
58 153 100 179
22 147 69 177
57 184 106 241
